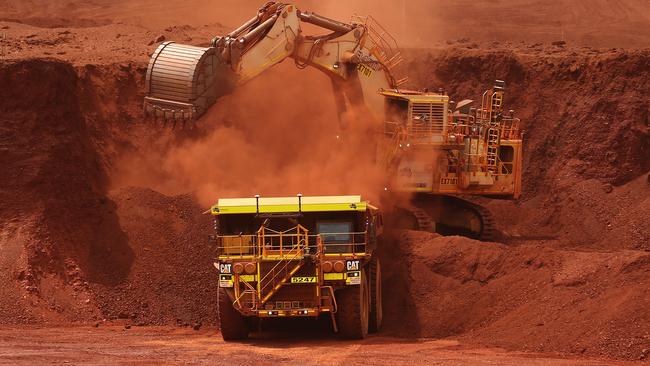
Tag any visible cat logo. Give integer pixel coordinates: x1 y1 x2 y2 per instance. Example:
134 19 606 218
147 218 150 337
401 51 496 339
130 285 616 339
219 263 232 273
346 260 360 271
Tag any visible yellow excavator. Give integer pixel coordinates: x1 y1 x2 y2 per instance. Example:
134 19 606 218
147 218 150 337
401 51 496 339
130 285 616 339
143 2 523 240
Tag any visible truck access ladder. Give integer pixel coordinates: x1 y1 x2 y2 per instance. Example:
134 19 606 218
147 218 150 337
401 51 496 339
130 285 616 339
233 225 311 311
258 256 304 306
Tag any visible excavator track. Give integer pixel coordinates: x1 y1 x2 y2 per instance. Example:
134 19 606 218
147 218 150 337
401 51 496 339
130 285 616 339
409 194 499 242
462 199 498 242
405 205 435 233
389 204 435 233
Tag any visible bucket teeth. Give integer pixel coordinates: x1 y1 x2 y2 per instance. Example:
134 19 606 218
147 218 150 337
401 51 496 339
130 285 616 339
143 97 198 122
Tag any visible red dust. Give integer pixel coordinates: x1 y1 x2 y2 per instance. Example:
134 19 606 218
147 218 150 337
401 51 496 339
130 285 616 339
112 61 386 206
0 1 649 364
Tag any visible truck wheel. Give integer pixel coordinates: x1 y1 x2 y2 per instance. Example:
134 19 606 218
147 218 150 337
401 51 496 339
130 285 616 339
218 288 249 341
336 268 369 339
369 257 383 333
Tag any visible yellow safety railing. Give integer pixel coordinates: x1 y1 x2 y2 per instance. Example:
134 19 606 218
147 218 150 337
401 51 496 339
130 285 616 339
310 232 368 256
257 224 309 257
234 280 258 309
351 14 408 87
255 225 310 306
381 121 407 168
216 234 257 258
217 224 312 259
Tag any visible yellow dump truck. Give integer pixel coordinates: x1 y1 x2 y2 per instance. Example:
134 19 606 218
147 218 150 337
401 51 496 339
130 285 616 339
210 195 383 340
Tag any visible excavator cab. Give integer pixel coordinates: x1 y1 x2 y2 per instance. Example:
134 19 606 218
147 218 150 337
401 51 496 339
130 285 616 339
379 83 522 200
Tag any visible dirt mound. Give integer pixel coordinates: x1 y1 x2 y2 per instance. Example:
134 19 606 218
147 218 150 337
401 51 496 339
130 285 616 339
0 58 107 323
0 58 217 325
0 17 111 29
89 187 216 326
381 231 650 361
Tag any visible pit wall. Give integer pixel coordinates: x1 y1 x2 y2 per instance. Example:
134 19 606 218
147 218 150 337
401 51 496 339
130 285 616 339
0 50 647 361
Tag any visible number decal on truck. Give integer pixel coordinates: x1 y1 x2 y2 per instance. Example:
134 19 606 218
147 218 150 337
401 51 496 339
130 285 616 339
440 177 458 185
291 276 317 283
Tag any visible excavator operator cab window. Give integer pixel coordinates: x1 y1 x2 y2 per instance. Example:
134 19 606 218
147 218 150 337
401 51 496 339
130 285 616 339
317 221 353 254
384 98 409 135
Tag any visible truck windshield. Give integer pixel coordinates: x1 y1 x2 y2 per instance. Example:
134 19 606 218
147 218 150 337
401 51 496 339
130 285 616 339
317 222 352 243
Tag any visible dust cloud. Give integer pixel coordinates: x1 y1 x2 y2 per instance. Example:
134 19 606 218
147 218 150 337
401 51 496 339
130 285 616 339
110 0 444 206
112 61 385 207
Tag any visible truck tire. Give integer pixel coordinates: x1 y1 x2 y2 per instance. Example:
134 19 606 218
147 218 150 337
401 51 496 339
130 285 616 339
369 257 383 333
218 288 249 341
336 268 369 339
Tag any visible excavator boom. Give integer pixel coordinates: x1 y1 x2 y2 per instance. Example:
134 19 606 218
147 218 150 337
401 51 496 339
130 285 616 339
144 2 405 124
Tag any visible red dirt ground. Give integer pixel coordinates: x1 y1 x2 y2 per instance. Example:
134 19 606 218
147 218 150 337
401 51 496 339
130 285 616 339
0 326 641 366
0 0 648 364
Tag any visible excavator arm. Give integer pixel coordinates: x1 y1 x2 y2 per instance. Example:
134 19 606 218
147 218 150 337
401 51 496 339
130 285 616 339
144 2 406 125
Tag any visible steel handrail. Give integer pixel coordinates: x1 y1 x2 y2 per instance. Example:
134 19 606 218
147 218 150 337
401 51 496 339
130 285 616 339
308 232 367 254
234 280 258 309
257 242 305 288
257 249 304 303
216 234 257 257
258 224 309 255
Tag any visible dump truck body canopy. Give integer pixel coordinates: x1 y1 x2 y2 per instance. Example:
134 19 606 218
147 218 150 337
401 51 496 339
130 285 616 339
210 195 373 215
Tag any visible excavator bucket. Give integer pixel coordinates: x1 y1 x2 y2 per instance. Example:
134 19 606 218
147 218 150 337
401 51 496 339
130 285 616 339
144 42 235 122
